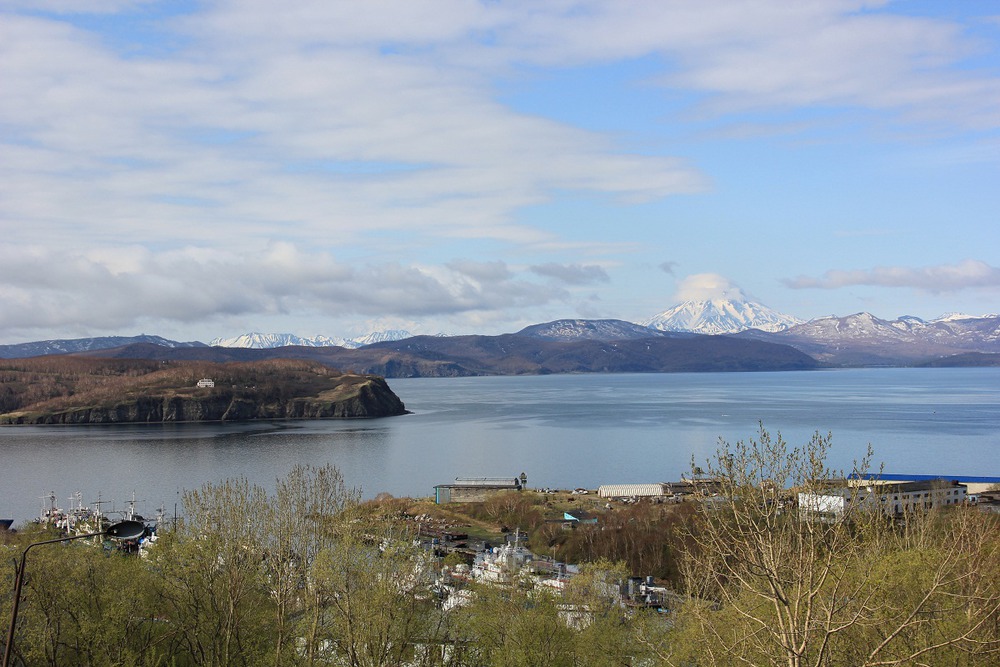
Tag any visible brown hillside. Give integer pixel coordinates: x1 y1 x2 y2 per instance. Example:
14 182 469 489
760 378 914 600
0 357 406 423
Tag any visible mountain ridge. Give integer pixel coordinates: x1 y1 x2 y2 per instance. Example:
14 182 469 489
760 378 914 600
62 331 818 377
3 303 999 370
736 311 1000 365
0 335 205 359
209 330 412 350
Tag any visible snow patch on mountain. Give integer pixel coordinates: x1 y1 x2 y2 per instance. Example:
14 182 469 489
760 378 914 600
516 319 667 341
642 298 802 335
210 333 338 349
788 313 902 341
0 335 205 359
350 330 414 346
932 313 999 323
776 312 1000 354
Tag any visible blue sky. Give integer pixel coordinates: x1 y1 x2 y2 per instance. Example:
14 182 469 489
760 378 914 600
1 0 998 343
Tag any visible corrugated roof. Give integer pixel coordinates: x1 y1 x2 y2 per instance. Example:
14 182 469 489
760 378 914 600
598 483 666 498
447 477 521 488
850 473 1000 484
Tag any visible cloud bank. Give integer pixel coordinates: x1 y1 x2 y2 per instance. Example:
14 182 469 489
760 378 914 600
0 244 585 335
784 260 1000 293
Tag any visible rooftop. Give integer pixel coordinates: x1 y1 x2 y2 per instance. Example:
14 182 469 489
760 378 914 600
849 473 1000 485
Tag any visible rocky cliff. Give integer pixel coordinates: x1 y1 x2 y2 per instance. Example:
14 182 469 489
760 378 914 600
2 377 406 424
0 359 407 424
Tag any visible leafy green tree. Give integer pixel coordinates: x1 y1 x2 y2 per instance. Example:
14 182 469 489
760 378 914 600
147 478 274 666
563 560 641 667
481 492 541 532
265 464 360 666
455 582 575 667
1 526 161 667
307 523 441 667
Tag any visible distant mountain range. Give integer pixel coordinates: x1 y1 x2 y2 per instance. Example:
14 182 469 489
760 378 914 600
1 301 998 373
0 335 206 359
738 311 1000 366
209 330 412 349
65 325 818 376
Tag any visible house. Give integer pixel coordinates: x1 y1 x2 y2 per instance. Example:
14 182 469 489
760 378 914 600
799 478 967 519
196 378 215 388
562 510 598 525
434 477 522 504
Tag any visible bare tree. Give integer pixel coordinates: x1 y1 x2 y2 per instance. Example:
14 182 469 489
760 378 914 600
670 424 1000 667
308 522 441 667
265 464 360 666
149 478 273 667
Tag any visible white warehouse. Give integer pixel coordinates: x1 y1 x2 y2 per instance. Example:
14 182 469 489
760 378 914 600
598 483 667 499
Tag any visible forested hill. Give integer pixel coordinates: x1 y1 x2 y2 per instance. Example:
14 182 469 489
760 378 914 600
0 357 406 424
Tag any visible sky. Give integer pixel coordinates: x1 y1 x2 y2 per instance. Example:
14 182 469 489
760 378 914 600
1 0 999 344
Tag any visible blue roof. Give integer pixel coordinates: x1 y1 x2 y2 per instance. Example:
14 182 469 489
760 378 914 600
849 473 1000 484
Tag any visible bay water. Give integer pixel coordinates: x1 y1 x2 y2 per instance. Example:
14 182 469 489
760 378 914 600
1 367 998 524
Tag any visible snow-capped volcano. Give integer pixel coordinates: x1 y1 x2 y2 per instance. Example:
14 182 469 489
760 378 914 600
642 298 802 335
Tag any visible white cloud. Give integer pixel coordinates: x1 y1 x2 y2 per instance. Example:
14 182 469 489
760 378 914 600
491 1 1000 130
446 260 514 283
529 263 609 285
0 6 705 256
0 1 153 12
1 1 998 340
673 273 748 302
0 243 577 337
783 260 1000 292
6 1 993 257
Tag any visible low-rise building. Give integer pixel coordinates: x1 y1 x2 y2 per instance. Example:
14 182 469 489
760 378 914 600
196 378 215 388
597 483 666 499
799 478 967 519
434 477 522 504
563 510 598 526
849 473 1000 495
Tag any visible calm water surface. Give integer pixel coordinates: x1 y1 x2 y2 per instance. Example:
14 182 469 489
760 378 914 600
1 367 998 523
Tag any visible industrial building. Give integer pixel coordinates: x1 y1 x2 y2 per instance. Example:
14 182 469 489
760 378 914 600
848 473 1000 495
597 483 667 499
799 478 967 519
434 477 523 504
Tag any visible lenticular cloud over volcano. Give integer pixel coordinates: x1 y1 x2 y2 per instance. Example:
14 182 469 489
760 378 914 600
673 274 748 302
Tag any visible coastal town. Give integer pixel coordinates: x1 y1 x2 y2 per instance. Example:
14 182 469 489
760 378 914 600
422 472 1000 599
5 442 1000 667
13 469 999 616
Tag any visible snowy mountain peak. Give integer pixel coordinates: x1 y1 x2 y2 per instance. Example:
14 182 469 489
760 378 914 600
209 332 338 349
210 330 412 350
642 298 802 335
350 330 413 346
